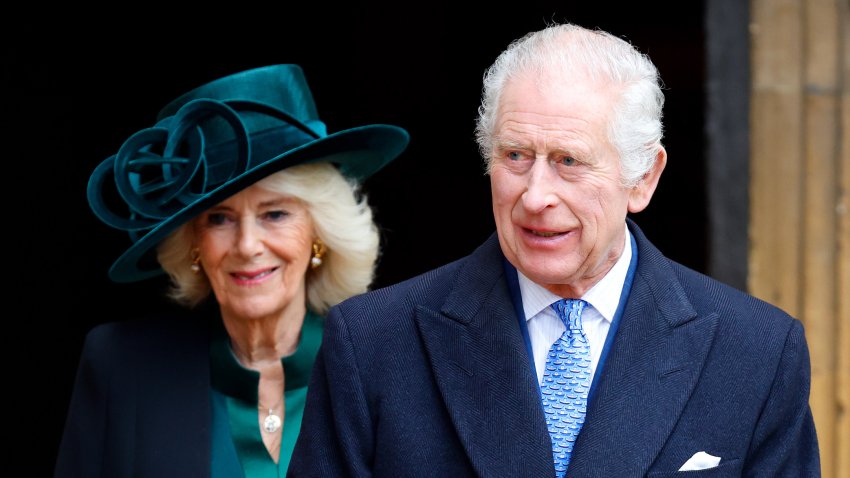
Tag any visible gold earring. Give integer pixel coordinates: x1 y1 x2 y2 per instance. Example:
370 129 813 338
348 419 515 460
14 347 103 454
190 248 201 274
310 240 326 269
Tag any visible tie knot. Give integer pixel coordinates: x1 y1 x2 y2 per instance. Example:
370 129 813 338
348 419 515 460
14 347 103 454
551 298 587 336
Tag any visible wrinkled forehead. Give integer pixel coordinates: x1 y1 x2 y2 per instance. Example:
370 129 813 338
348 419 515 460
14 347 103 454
497 69 618 122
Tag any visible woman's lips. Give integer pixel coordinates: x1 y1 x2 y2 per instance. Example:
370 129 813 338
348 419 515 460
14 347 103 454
230 267 278 284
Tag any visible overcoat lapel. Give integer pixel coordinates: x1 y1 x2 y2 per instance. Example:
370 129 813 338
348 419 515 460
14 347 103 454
566 223 720 476
413 235 554 477
132 312 212 476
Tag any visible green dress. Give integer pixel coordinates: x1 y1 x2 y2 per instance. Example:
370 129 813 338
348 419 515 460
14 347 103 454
208 311 324 477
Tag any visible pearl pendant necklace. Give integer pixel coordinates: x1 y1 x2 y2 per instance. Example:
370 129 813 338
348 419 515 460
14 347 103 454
263 408 282 433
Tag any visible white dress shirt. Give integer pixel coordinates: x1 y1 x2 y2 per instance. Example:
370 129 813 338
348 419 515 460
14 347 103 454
519 226 633 385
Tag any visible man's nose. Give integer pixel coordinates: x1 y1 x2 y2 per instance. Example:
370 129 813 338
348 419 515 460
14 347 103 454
522 159 559 213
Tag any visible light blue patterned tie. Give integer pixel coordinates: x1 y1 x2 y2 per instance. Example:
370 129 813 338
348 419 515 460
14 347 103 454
540 299 591 477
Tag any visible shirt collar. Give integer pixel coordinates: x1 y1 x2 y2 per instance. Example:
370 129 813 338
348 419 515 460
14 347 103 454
518 224 633 323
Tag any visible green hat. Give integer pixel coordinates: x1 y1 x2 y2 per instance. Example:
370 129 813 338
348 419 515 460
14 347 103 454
88 64 409 283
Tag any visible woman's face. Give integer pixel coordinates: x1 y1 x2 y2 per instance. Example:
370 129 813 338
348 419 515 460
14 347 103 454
193 183 315 323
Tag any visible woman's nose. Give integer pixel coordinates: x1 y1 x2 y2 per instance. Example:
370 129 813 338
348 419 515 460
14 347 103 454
235 219 264 258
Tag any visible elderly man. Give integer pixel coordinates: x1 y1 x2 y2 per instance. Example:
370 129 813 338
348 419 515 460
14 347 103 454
289 23 819 477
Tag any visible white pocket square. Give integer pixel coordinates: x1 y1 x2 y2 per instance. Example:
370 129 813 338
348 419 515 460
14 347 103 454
678 451 721 471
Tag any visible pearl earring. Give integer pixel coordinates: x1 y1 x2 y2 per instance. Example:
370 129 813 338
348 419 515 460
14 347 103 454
190 248 201 274
311 240 326 269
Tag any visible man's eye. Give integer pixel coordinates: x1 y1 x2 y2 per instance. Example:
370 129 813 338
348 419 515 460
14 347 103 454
508 151 523 161
561 156 577 166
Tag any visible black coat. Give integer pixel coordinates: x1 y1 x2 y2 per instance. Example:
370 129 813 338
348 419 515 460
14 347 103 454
55 308 213 477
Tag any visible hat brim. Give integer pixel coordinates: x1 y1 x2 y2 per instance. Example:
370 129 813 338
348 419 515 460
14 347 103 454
106 123 408 282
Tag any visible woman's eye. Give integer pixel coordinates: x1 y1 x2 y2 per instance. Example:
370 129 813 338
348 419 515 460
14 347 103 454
264 210 289 221
561 156 577 166
508 151 523 161
207 213 228 226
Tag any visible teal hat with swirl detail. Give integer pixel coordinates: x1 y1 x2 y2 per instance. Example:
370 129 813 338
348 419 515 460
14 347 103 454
88 64 409 283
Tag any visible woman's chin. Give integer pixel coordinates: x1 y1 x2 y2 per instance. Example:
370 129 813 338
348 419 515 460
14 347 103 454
220 299 285 323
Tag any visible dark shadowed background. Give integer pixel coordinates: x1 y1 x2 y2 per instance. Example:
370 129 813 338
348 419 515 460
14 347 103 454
6 3 706 474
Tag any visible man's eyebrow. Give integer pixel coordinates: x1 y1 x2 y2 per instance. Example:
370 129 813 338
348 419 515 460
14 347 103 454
493 137 528 149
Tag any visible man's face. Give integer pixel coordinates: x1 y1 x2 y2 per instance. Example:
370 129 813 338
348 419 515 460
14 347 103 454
489 71 658 298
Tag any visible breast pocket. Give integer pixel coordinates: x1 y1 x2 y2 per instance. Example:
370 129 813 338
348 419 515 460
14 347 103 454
646 458 743 477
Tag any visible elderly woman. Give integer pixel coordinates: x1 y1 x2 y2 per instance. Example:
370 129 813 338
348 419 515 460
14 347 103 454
55 65 408 477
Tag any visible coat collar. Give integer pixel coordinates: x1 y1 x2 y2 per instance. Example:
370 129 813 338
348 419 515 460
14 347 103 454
566 220 719 476
414 233 555 477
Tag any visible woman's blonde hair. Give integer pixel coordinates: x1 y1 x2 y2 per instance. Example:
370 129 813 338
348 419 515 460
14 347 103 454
156 162 380 315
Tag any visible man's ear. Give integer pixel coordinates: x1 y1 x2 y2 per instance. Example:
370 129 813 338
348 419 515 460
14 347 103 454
627 147 667 213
